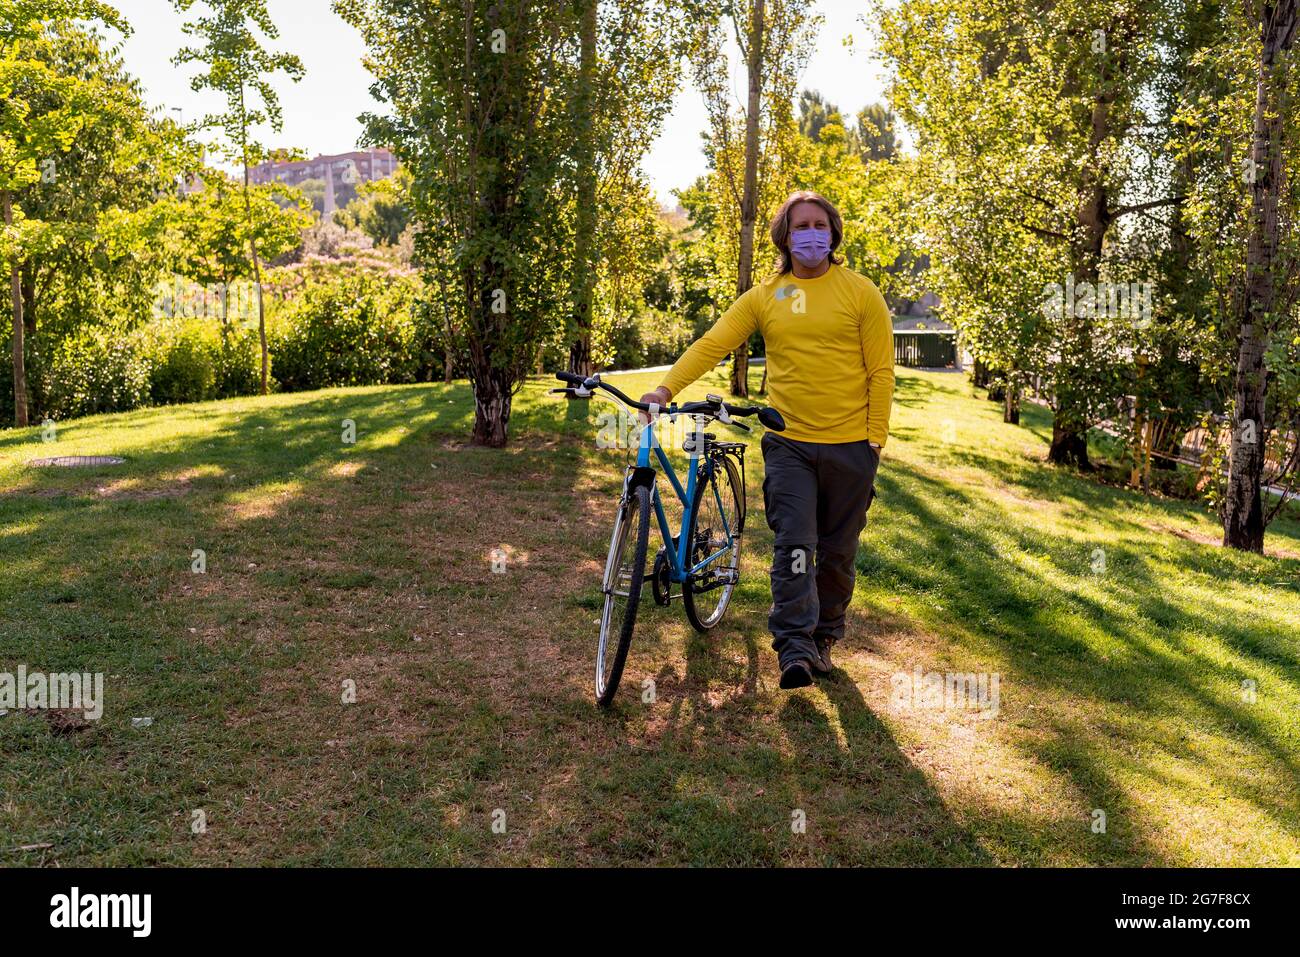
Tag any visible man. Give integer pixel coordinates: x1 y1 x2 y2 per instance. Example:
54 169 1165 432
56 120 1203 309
641 190 894 689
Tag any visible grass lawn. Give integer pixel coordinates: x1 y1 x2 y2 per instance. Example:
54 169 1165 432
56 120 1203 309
2 366 1298 866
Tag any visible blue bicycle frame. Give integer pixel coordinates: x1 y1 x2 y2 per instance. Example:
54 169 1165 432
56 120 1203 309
634 416 737 586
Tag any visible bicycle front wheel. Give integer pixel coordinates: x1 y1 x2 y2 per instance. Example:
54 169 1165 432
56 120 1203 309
682 455 744 632
596 482 651 706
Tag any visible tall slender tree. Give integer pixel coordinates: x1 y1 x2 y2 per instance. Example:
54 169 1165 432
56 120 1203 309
172 0 304 396
1223 0 1298 551
566 0 598 379
341 0 577 446
565 0 679 377
692 0 816 397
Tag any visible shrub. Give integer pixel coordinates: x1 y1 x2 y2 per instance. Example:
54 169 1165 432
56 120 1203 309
269 272 424 391
139 320 217 405
607 307 696 371
43 326 151 419
136 319 263 405
212 325 263 398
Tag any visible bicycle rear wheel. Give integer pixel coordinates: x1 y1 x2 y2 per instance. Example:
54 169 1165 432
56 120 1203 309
596 482 651 706
682 455 744 632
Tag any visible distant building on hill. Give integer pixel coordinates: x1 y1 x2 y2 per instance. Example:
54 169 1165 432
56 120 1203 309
248 148 398 214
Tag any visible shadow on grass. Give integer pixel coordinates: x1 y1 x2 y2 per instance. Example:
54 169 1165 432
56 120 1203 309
865 423 1300 862
5 371 1298 865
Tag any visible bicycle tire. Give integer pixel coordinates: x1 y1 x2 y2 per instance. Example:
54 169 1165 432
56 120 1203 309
682 455 744 632
595 483 652 706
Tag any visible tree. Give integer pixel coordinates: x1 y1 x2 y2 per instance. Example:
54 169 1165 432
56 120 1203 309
173 0 305 395
567 0 598 379
0 0 125 426
852 103 898 162
798 89 837 141
1161 0 1300 549
337 167 411 246
877 0 1178 467
1222 1 1298 551
342 0 579 447
565 0 680 378
175 172 311 327
15 19 197 351
692 0 818 397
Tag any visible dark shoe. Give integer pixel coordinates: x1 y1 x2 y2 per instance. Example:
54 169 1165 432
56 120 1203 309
810 635 836 676
779 658 813 689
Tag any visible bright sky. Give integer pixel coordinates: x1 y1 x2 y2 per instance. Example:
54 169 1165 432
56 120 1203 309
112 0 889 206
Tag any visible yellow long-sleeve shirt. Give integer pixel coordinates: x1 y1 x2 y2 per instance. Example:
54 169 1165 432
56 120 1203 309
660 265 895 446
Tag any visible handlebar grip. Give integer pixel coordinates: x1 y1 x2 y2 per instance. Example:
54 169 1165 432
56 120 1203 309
556 371 584 386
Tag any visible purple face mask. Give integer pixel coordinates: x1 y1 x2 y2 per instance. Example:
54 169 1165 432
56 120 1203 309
789 227 832 268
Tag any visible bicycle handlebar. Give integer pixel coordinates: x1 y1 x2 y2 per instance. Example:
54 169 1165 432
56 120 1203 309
553 372 786 433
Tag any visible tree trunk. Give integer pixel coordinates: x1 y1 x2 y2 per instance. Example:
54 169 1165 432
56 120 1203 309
20 264 35 340
567 0 598 381
239 83 269 395
249 226 268 395
1052 45 1120 472
1003 381 1020 424
1224 0 1296 553
1048 421 1090 468
220 267 230 342
568 334 591 383
471 363 512 448
731 0 765 400
1129 412 1148 490
731 346 749 396
5 192 28 428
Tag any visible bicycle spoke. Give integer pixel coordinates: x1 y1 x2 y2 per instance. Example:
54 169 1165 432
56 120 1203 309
683 456 744 631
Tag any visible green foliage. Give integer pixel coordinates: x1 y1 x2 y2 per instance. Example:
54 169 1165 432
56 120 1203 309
336 167 410 246
268 273 427 391
43 325 151 418
172 0 304 169
852 103 899 163
1 5 187 424
138 317 261 405
797 93 897 163
875 0 1178 436
607 306 695 370
144 320 215 403
8 18 197 335
177 172 312 285
341 0 591 443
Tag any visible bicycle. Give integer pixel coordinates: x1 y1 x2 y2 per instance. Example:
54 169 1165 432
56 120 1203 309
553 371 786 706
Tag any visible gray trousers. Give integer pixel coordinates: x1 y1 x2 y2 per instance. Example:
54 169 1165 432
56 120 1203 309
760 433 880 667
